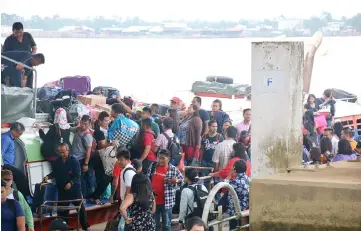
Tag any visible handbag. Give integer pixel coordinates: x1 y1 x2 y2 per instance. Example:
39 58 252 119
99 146 117 176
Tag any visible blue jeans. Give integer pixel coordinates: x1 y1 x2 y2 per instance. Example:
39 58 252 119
79 158 96 198
154 204 172 231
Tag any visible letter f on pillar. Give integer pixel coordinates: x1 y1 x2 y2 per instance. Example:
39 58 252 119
267 78 273 86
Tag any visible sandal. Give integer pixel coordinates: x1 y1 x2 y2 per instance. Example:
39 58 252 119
88 198 104 205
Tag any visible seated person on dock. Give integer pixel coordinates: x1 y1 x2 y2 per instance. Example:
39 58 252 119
1 179 26 231
341 127 358 151
44 143 90 230
1 51 45 88
1 122 31 198
1 170 34 231
332 139 358 162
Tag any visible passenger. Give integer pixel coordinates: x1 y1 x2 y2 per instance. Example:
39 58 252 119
150 103 163 133
341 127 358 151
71 115 95 198
1 179 26 231
316 89 336 127
1 51 45 88
332 139 357 162
48 218 71 231
304 94 318 113
2 22 37 88
212 126 237 171
179 104 202 166
178 168 208 228
185 216 206 231
166 108 180 135
120 173 156 231
88 111 115 205
44 143 89 230
170 97 182 113
210 143 251 179
333 121 343 139
116 149 136 202
225 160 250 230
109 160 122 203
148 149 184 231
139 118 157 174
1 122 31 198
238 130 251 159
136 107 160 138
1 170 34 231
210 99 230 134
221 120 233 140
323 128 339 154
236 109 251 135
191 97 210 137
153 117 179 154
39 108 71 163
320 137 333 163
93 111 112 150
200 120 223 177
131 159 143 173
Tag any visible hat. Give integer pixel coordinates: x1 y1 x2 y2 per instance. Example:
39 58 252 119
170 97 181 104
48 218 71 230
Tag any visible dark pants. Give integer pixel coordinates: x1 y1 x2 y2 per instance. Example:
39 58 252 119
230 219 240 230
154 204 172 231
3 164 31 198
57 187 89 229
79 158 96 198
90 154 112 200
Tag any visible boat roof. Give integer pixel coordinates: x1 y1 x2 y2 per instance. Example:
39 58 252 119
334 101 361 118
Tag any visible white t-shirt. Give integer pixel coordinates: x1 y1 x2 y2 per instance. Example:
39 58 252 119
120 163 136 201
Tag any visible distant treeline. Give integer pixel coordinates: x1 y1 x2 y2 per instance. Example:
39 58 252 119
1 12 361 33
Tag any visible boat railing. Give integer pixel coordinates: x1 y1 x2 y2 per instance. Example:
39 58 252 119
1 54 38 117
40 199 84 231
202 182 249 231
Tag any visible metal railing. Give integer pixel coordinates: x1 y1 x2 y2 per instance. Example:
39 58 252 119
202 182 249 231
1 54 38 117
40 199 84 231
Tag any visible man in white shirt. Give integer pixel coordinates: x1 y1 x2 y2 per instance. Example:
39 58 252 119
212 126 237 171
116 149 136 201
323 128 339 154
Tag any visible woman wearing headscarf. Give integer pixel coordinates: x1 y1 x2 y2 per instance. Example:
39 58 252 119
39 107 71 163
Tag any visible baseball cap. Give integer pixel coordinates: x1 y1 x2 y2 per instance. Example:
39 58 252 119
48 218 72 230
170 97 181 104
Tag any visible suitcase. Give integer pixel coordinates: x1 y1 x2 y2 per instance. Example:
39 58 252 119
31 182 58 216
60 76 91 95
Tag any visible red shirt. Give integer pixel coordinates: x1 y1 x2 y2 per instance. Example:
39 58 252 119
142 131 157 161
151 165 168 205
218 157 251 178
113 164 122 200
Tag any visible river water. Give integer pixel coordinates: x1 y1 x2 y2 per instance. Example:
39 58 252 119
2 36 361 107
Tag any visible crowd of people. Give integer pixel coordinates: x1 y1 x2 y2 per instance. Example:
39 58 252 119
302 89 360 165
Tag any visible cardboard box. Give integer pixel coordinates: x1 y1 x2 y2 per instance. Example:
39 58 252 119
95 104 112 113
77 95 106 106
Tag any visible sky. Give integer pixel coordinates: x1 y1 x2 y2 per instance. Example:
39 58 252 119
2 0 361 21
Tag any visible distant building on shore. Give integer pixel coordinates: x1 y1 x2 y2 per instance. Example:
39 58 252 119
277 19 304 31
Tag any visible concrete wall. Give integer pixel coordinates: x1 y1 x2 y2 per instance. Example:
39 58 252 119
251 41 304 178
250 162 361 231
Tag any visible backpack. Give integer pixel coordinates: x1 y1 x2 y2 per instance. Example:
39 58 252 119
185 185 209 220
7 198 18 215
163 132 181 164
122 167 137 182
80 128 97 151
104 212 121 231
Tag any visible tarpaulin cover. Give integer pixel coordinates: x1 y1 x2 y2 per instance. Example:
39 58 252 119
1 85 34 123
191 81 251 97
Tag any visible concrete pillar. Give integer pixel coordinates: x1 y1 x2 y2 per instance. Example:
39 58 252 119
251 42 304 178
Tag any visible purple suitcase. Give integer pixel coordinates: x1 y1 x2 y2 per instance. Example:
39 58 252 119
60 76 91 94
